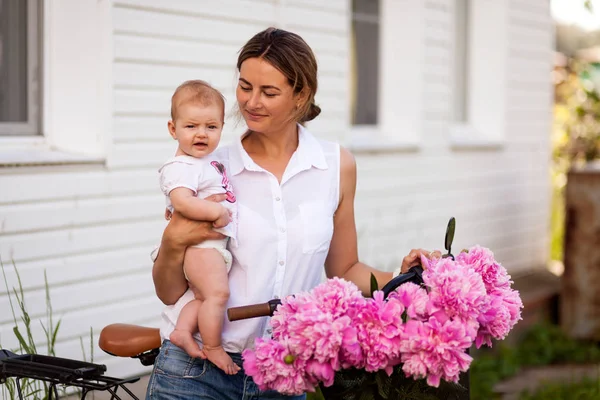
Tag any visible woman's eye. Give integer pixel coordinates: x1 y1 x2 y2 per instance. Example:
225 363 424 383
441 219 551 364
264 93 277 98
240 85 251 91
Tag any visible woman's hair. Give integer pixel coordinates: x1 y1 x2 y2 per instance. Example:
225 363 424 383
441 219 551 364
237 27 321 123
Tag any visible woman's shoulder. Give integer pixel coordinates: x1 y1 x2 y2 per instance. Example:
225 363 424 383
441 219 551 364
301 125 340 156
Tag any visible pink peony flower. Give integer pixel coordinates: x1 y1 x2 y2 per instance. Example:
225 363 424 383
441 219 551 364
311 277 366 318
475 289 523 348
387 282 430 321
400 317 473 387
456 246 511 291
422 256 488 330
271 279 366 370
242 338 314 395
354 291 405 373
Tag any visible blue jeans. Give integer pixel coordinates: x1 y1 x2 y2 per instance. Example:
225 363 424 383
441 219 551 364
146 341 307 400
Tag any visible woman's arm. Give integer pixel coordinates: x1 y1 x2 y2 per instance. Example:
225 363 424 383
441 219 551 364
153 195 227 305
324 147 432 296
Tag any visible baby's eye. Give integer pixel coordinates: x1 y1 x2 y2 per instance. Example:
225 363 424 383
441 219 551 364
208 125 218 130
185 125 195 129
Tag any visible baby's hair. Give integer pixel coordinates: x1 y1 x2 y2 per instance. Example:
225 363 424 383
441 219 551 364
170 80 226 121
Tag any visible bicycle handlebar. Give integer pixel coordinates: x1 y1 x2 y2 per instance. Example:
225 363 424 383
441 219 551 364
227 299 282 321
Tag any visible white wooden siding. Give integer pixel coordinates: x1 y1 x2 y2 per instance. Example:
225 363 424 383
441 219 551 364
353 0 552 277
0 0 552 384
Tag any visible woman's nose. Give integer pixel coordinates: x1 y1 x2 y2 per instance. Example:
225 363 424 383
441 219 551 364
247 90 261 109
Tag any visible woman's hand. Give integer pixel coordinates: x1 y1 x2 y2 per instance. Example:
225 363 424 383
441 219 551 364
400 248 442 274
162 193 228 247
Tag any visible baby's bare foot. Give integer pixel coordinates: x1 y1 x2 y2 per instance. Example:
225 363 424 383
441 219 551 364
170 329 206 359
204 345 241 375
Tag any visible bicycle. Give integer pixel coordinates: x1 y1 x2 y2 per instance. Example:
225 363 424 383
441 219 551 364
1 219 469 399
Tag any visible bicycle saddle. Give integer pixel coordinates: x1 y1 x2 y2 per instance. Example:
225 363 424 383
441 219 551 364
99 324 161 357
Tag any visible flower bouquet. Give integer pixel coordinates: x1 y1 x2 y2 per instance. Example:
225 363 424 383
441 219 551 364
242 218 523 399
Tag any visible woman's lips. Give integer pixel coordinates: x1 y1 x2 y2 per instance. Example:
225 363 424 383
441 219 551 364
246 110 266 121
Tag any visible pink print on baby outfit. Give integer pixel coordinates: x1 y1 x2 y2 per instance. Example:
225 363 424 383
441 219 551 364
211 161 236 203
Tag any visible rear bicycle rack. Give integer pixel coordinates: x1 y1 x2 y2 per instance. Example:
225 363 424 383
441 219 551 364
0 349 142 400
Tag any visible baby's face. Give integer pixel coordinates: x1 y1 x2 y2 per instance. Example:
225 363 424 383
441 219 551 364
169 103 224 158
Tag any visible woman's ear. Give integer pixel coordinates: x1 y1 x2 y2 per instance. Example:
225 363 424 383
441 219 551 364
295 88 310 109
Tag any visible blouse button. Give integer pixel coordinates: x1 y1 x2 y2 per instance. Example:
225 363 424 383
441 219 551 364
279 260 285 266
275 196 281 201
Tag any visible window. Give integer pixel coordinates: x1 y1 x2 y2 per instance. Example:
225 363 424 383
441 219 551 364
347 0 423 151
0 0 41 135
451 0 507 146
351 0 379 126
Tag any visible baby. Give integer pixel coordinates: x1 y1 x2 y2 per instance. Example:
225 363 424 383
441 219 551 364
159 80 239 375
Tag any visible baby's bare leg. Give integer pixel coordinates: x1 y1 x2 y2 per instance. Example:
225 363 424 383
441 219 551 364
184 247 239 375
170 299 206 359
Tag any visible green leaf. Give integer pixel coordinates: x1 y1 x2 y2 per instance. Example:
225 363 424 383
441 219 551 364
370 273 378 297
444 217 456 254
12 326 29 353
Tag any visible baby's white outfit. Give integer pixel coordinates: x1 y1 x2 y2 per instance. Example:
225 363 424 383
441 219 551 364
159 155 237 271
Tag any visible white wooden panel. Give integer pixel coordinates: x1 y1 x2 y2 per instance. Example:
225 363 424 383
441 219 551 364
286 0 346 12
0 220 164 263
114 0 276 25
287 27 349 55
0 170 157 203
114 62 238 94
114 116 169 142
0 194 163 234
113 6 266 45
0 272 155 325
115 33 345 76
110 142 177 168
115 35 238 68
0 246 156 294
305 116 348 136
283 5 347 34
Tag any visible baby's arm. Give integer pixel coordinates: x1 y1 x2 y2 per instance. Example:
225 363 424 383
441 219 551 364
170 188 229 226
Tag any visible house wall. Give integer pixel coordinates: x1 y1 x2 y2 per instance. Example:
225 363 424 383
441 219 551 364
0 0 553 380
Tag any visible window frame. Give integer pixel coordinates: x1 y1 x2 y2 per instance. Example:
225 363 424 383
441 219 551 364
450 0 507 149
350 0 380 126
0 0 41 136
347 0 424 153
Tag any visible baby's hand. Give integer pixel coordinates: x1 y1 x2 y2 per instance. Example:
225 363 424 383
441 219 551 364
213 207 231 228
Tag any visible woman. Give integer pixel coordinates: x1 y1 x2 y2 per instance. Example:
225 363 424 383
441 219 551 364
147 27 438 400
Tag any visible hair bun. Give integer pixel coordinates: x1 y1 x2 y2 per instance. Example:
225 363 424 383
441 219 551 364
303 103 321 122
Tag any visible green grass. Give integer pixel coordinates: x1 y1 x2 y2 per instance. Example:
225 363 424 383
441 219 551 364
470 323 600 400
520 377 600 400
1 260 62 400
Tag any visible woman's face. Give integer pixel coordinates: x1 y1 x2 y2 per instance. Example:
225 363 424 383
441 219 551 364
236 57 303 134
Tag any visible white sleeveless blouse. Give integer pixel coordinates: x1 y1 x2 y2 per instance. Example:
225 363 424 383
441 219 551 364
159 125 341 353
